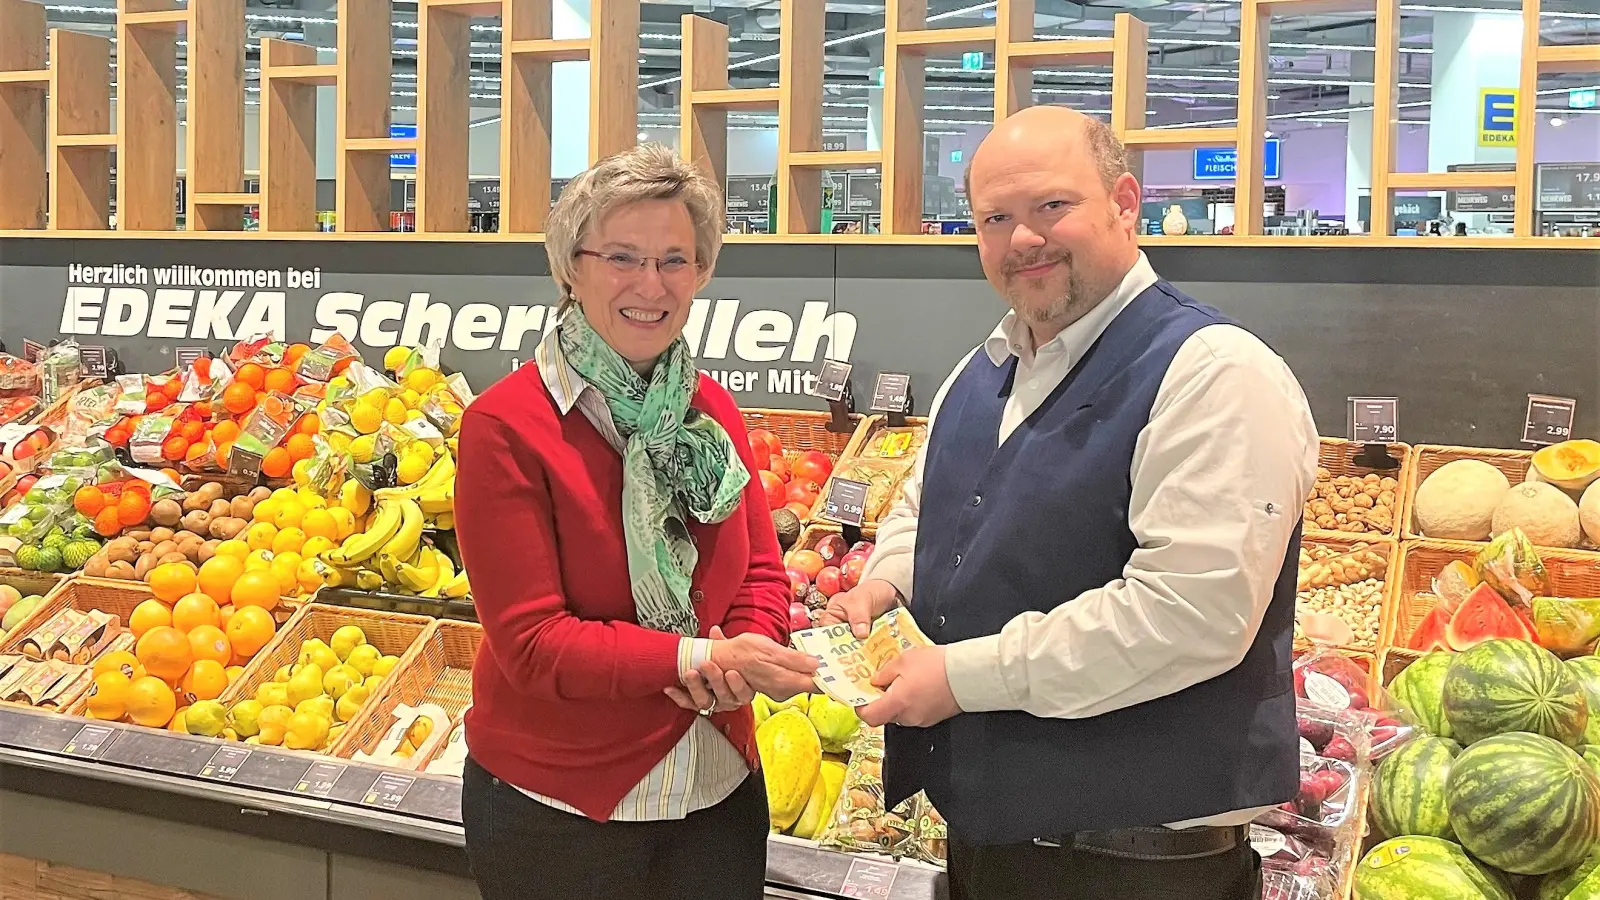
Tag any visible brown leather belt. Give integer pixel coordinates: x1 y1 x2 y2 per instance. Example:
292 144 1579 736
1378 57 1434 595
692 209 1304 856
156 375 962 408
1031 824 1248 861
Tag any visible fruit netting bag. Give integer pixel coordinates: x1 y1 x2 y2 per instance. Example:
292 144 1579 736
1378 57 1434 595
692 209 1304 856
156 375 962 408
59 383 121 448
1475 527 1549 606
818 728 916 858
0 353 41 399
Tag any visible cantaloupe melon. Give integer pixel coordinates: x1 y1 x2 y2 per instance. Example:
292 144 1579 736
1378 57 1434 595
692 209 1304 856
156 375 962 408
1532 440 1600 492
1582 481 1600 547
1415 460 1511 541
1492 481 1582 548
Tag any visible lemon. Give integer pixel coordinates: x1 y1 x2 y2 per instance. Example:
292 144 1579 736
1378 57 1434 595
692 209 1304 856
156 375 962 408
297 557 325 594
271 526 307 556
272 487 299 504
185 700 228 737
252 498 278 524
274 498 306 530
372 655 401 678
284 711 331 751
405 368 440 393
292 458 314 487
396 453 430 485
169 707 189 734
351 404 382 435
349 434 377 463
323 665 361 700
256 682 289 707
327 432 352 454
217 539 251 561
383 398 408 426
331 625 368 661
383 346 414 372
296 487 326 510
245 522 278 552
407 409 426 421
245 549 275 572
257 705 293 746
228 699 264 738
360 388 388 409
346 643 382 677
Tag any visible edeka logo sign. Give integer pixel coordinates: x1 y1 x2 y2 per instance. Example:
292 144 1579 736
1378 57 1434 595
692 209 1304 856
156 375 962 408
1479 89 1518 147
53 262 855 400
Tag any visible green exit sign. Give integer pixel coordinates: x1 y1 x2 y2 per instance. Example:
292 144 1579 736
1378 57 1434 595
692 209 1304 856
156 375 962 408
950 149 963 163
1571 89 1597 109
961 51 984 71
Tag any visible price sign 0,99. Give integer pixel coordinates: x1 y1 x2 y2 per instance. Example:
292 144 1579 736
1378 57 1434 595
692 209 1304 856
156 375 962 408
1347 397 1398 444
1524 394 1577 446
810 360 854 402
870 373 911 414
822 478 870 527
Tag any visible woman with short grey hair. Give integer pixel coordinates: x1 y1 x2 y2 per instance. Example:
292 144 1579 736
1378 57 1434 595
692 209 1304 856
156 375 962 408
454 142 817 899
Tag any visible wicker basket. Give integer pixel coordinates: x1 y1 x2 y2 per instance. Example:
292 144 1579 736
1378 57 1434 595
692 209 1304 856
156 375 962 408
0 575 149 656
1402 445 1533 541
1304 438 1412 542
740 408 865 461
1335 778 1371 900
1296 537 1397 655
220 603 433 710
332 618 481 761
802 414 925 536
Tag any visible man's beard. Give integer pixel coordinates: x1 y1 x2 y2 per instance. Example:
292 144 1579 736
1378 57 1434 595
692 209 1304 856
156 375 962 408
1000 249 1098 328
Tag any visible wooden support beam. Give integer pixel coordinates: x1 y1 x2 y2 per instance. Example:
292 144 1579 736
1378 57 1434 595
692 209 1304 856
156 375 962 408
345 137 417 152
191 192 259 206
688 88 781 110
507 38 590 61
186 0 246 231
1370 0 1400 237
992 0 1035 124
1120 127 1236 149
1538 44 1600 74
882 0 927 235
116 0 180 231
680 14 731 193
1387 171 1518 190
1232 0 1268 237
0 0 48 229
338 0 398 232
1109 14 1149 139
259 38 321 232
1252 0 1370 12
261 63 339 86
423 0 500 13
788 150 883 169
49 28 112 230
776 0 824 234
120 9 188 29
417 2 471 232
1513 0 1540 237
894 26 995 53
589 0 639 163
499 0 553 234
1005 39 1115 66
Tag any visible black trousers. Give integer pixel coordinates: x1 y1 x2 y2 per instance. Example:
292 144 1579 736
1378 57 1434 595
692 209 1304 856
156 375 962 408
949 831 1263 900
463 756 769 900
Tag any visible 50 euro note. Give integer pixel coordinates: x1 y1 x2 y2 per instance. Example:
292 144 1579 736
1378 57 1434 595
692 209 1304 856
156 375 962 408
790 607 933 708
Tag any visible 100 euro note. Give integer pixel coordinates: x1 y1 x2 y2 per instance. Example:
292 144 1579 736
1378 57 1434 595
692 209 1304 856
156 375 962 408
790 607 934 707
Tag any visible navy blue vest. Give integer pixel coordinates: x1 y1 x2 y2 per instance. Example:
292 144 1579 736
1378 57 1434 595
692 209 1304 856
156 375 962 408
885 280 1300 845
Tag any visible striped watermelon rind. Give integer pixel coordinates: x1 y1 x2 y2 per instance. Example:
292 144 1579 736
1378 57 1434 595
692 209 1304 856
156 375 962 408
1390 651 1455 738
1374 734 1461 840
1537 850 1600 900
1570 658 1600 747
1446 731 1600 875
1584 745 1600 780
1443 639 1590 746
1354 835 1512 900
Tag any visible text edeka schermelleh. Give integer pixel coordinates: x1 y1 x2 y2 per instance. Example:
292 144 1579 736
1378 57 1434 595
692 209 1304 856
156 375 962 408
56 263 855 397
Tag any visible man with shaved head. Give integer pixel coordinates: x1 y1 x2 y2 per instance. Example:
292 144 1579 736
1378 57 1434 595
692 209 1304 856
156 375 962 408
821 106 1318 898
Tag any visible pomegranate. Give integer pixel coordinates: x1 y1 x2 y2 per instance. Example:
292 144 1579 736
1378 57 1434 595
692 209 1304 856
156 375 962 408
759 471 787 510
787 567 811 600
783 501 812 519
748 428 785 460
750 436 771 472
813 533 849 563
792 450 833 484
841 555 867 590
815 566 843 597
786 478 821 508
769 456 791 482
789 550 825 579
789 602 812 633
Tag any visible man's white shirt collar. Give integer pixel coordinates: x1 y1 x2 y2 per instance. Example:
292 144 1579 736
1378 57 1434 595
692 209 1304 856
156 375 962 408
982 251 1159 369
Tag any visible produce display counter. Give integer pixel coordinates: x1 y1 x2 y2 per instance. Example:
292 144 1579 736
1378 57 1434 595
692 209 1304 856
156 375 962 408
0 702 946 900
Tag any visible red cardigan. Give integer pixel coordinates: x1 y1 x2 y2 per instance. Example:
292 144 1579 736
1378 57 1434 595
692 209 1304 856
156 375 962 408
455 364 791 820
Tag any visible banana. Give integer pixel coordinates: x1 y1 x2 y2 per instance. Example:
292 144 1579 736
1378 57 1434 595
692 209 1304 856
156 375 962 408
376 498 424 562
354 568 385 591
420 548 455 598
310 557 357 588
441 570 471 599
375 454 456 503
375 551 403 587
417 483 454 516
431 511 454 531
323 499 403 566
392 551 439 593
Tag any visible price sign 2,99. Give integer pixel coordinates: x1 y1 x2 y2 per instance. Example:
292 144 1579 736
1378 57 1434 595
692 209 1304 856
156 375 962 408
1524 394 1577 446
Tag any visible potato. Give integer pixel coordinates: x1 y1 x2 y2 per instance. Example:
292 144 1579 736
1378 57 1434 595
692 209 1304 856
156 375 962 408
157 552 192 569
125 529 153 543
136 540 155 555
150 540 178 560
181 510 211 534
105 560 136 580
106 538 138 564
149 500 183 528
197 540 219 564
133 554 154 581
209 517 247 541
248 486 272 502
83 554 110 578
182 491 208 513
208 498 232 519
230 496 256 520
197 482 225 504
173 531 200 544
149 527 176 545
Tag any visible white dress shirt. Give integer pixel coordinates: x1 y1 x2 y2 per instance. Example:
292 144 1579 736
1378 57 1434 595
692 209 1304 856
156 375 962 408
511 327 749 821
860 251 1319 829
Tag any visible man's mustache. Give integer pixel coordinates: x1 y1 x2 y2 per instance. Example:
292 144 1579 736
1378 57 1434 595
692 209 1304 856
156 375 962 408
1001 251 1072 277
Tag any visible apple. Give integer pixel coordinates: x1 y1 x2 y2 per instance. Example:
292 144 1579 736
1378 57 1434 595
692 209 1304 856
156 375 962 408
841 555 867 591
14 474 37 494
0 585 19 619
787 567 811 600
750 436 771 472
789 602 812 633
814 533 849 564
759 470 787 510
816 566 843 597
11 441 35 461
786 478 821 509
0 460 12 481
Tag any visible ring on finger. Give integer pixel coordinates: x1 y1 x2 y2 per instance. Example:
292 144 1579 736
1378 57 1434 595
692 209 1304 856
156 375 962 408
699 696 719 717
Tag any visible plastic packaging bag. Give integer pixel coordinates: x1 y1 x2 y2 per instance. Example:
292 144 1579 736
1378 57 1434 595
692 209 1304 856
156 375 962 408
1530 597 1600 657
128 415 176 466
902 793 947 866
1432 559 1481 615
818 729 916 858
1475 528 1549 606
1294 648 1408 759
296 334 358 384
0 353 42 399
230 393 297 476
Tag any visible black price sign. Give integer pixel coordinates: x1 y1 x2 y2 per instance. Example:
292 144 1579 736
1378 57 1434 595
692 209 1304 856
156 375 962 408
821 478 870 527
21 339 44 363
1347 397 1398 444
870 373 911 414
839 857 899 899
200 745 251 782
79 345 112 380
174 347 210 371
294 761 346 798
1525 394 1577 446
61 724 115 758
810 360 853 403
362 772 416 810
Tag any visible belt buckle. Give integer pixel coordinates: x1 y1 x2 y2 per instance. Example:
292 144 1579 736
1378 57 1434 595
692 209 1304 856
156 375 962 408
1031 837 1063 849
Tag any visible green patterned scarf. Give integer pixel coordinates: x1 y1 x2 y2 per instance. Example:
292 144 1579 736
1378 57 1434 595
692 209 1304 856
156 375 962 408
558 305 750 637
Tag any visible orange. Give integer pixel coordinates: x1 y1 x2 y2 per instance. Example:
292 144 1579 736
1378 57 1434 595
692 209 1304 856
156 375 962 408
230 570 281 611
117 490 151 527
331 356 355 376
235 363 266 390
129 599 172 639
215 440 234 471
93 649 144 680
218 604 235 630
180 659 229 702
180 419 206 444
297 414 321 436
285 433 315 462
93 505 123 538
160 467 182 484
261 447 292 479
85 671 132 720
135 626 193 682
225 665 245 684
212 419 241 444
161 435 190 462
171 592 220 632
222 382 256 415
285 343 310 366
125 676 178 728
300 508 339 542
187 625 232 666
264 367 296 394
225 605 276 658
73 486 106 516
192 400 213 419
196 554 245 605
169 705 191 733
148 562 197 604
184 441 211 465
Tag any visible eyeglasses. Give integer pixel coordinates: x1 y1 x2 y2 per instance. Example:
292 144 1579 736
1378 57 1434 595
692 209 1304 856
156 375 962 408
575 249 696 277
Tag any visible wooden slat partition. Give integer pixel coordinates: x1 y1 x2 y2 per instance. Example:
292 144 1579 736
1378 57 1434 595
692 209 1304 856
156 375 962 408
115 0 181 231
337 0 398 232
775 0 826 235
185 0 249 231
417 0 472 232
259 38 321 232
49 28 112 230
679 14 732 191
0 0 47 230
882 0 936 235
1514 0 1599 237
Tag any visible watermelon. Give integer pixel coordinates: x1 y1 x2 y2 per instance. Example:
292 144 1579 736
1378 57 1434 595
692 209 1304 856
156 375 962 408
1412 605 1453 651
1443 639 1589 746
1354 835 1512 900
1449 584 1534 651
1572 659 1600 745
1446 731 1600 875
1373 734 1462 839
1539 850 1600 900
1390 651 1455 737
1583 745 1600 779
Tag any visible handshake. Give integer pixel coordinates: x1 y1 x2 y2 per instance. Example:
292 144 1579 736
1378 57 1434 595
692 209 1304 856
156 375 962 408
663 579 902 715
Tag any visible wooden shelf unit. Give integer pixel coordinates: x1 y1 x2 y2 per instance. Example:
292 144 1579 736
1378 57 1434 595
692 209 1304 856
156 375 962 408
259 38 322 232
1515 0 1600 236
115 0 183 231
336 0 402 233
0 0 47 229
184 0 247 231
50 28 114 230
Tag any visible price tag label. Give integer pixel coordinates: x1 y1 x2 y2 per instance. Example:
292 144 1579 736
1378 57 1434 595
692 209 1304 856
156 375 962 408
78 346 112 380
1347 397 1397 444
174 347 210 371
62 724 115 758
21 339 44 363
362 772 415 810
294 761 346 798
821 478 870 527
840 857 899 899
809 360 853 403
870 373 911 414
1524 394 1577 446
200 745 251 782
